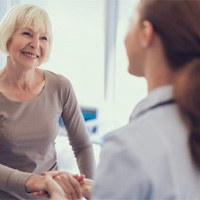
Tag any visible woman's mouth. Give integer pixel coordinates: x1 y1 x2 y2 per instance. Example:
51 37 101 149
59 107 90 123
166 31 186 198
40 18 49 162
21 51 39 58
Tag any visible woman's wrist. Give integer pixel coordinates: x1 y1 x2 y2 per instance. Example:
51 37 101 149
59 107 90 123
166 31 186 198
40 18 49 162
25 174 44 193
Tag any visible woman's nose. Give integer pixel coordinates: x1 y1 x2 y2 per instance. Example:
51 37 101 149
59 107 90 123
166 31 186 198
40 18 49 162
29 36 39 49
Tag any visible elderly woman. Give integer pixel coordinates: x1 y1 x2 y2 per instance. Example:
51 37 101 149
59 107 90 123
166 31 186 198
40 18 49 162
0 4 95 200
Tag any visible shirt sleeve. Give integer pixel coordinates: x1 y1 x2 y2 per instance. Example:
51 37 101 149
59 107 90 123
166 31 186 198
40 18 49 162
61 80 95 178
91 133 152 199
0 164 32 193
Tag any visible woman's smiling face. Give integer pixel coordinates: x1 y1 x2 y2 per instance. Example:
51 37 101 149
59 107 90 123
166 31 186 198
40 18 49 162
7 26 49 69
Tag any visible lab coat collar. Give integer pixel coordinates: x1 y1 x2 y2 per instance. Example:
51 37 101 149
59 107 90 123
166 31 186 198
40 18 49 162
130 85 174 121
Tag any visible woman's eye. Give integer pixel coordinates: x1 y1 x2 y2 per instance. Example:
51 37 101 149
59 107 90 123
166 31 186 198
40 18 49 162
22 32 31 36
40 36 48 41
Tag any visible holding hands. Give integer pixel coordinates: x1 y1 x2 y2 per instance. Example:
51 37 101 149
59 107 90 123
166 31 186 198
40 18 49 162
26 171 93 200
50 171 93 200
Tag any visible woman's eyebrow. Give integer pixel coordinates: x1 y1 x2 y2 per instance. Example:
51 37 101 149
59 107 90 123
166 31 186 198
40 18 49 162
21 27 49 36
21 27 33 32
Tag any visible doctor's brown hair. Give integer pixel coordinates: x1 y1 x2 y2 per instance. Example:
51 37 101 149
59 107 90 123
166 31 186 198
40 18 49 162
139 0 200 168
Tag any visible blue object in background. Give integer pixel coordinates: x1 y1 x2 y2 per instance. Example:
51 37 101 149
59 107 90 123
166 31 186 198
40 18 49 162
82 110 97 121
58 116 64 127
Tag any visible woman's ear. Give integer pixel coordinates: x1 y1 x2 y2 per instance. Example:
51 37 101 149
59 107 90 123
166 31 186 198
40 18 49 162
139 20 154 47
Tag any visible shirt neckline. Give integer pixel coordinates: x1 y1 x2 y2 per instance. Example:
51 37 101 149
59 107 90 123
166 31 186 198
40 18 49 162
0 70 47 104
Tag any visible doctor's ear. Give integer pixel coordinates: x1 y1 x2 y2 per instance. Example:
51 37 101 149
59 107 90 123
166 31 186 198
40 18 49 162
139 20 154 47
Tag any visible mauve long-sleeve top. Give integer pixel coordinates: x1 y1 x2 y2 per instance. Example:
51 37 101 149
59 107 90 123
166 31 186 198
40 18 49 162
0 70 95 199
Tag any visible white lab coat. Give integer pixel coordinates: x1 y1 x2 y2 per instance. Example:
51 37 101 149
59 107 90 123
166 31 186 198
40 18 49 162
92 85 200 200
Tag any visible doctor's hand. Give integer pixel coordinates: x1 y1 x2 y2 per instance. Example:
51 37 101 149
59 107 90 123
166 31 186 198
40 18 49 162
72 174 94 200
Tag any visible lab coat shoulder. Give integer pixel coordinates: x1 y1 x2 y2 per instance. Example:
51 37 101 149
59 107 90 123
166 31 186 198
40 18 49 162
92 116 174 200
92 120 159 200
105 115 170 162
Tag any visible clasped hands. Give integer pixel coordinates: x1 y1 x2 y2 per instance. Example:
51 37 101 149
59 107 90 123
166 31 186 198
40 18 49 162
26 171 93 200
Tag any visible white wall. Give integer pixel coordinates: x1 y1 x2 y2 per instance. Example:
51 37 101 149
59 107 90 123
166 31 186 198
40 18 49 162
43 0 105 108
0 0 147 128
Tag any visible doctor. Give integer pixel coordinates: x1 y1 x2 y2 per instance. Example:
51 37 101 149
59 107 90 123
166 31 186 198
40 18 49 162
92 0 200 199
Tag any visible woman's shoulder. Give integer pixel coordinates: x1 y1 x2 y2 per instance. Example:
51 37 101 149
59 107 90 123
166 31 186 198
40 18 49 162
44 70 71 84
43 70 73 91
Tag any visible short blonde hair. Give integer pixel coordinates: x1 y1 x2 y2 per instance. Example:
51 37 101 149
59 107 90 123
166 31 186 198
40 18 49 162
0 4 53 61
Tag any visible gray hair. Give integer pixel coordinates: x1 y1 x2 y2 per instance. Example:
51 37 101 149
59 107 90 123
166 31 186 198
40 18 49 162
0 4 53 61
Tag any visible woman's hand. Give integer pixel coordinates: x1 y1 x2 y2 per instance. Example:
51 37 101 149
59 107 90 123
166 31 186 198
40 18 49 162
25 172 67 200
48 171 83 200
25 173 49 193
44 173 67 200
